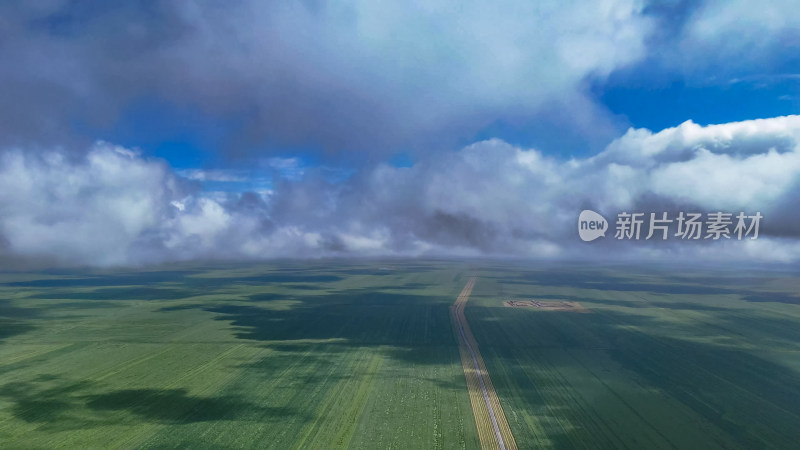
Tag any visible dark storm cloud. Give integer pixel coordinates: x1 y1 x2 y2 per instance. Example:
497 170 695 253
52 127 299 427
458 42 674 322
2 0 799 156
0 1 191 147
0 0 654 154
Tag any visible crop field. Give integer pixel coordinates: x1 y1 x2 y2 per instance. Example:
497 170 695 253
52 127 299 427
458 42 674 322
0 261 478 449
470 263 800 449
1 260 800 448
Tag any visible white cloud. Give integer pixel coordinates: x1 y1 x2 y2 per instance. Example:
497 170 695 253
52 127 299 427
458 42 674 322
178 169 248 183
2 115 800 266
0 143 179 266
667 0 800 74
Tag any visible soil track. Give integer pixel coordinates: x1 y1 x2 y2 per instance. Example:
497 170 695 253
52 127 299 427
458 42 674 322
451 277 517 450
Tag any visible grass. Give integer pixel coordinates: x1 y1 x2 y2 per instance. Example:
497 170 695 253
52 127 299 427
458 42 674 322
0 260 800 448
0 261 479 449
469 263 800 449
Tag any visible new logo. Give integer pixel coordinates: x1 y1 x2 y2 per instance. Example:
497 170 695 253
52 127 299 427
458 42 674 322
578 210 607 241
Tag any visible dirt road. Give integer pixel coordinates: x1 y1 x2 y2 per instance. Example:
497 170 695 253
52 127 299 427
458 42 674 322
451 277 517 450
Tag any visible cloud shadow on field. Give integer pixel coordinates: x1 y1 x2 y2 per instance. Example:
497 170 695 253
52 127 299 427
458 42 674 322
490 269 800 306
741 292 800 305
468 299 800 449
236 341 467 398
0 377 309 430
32 286 199 301
369 282 433 290
44 301 124 309
247 292 290 302
2 269 345 304
154 284 462 370
200 274 344 284
497 273 739 295
580 298 732 312
84 388 304 424
1 270 198 288
0 299 41 342
0 379 97 426
200 288 454 346
0 321 36 342
282 283 327 290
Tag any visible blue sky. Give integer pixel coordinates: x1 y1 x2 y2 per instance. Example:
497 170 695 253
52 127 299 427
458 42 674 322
82 72 800 179
599 69 800 132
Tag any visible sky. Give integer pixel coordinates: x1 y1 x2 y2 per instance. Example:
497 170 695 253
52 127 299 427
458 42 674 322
1 0 800 267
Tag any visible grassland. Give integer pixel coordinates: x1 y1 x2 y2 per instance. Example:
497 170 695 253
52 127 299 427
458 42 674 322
1 260 800 448
469 263 800 448
0 261 479 449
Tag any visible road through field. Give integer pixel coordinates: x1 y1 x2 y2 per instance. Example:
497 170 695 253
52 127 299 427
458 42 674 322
452 277 517 450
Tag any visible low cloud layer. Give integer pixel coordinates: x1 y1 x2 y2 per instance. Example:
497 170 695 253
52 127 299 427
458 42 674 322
2 116 800 267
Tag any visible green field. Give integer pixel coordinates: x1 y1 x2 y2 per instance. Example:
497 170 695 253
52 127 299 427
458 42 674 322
1 261 800 448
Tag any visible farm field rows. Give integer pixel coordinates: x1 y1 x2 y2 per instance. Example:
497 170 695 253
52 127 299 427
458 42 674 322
468 264 800 448
1 261 800 448
0 262 479 449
